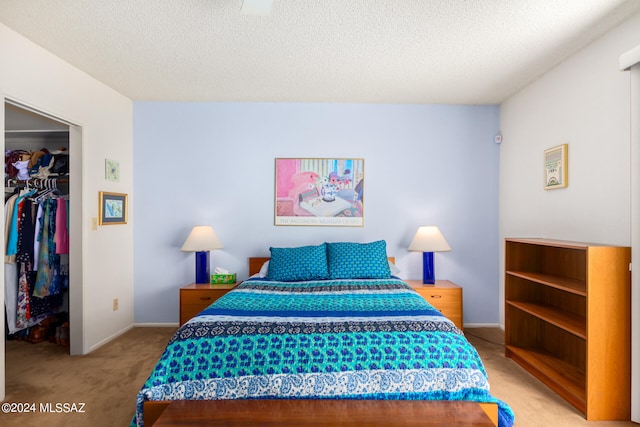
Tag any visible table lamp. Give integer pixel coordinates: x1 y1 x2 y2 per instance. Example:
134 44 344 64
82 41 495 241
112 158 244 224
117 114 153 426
408 226 451 284
181 225 223 284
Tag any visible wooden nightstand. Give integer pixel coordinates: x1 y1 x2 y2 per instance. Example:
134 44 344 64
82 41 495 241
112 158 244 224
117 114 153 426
179 283 238 326
405 280 464 330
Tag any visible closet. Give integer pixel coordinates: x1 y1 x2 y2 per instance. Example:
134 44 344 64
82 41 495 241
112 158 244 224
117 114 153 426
4 102 71 351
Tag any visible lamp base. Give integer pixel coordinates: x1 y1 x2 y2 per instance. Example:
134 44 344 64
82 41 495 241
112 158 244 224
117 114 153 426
422 252 435 284
195 251 210 284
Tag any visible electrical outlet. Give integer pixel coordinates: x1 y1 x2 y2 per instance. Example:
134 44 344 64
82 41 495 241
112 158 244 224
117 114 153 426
92 217 98 230
113 298 118 311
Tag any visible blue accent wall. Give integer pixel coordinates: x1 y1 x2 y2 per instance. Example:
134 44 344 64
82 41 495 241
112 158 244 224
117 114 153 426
133 102 500 324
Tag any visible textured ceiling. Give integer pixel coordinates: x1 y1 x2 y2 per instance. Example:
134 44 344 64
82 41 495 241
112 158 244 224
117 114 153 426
1 0 639 104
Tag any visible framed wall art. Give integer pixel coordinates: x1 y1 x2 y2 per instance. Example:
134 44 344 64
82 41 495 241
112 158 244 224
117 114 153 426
544 144 568 190
275 158 364 226
105 159 120 182
99 191 128 225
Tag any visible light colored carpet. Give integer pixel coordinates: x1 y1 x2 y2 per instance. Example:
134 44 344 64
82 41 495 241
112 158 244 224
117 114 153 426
464 328 637 427
2 327 637 426
3 327 174 427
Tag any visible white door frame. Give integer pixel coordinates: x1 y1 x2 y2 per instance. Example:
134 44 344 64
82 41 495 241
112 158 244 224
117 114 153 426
621 47 640 423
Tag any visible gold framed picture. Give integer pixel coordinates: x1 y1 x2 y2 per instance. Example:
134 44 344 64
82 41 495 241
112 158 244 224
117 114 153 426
544 144 568 190
99 191 128 225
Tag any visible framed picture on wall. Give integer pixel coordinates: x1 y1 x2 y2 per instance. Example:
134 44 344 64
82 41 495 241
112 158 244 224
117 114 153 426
275 158 364 226
99 191 128 225
544 144 568 190
105 159 120 182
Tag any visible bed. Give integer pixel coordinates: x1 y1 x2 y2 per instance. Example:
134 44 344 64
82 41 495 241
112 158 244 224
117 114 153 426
133 241 513 427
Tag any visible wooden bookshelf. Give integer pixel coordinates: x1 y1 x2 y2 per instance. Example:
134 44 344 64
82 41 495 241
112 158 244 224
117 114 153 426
504 238 631 420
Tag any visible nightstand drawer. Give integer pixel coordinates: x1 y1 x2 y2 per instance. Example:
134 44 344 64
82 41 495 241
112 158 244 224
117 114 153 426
181 289 228 306
179 283 238 326
181 304 210 326
406 280 464 330
423 292 461 323
421 288 458 308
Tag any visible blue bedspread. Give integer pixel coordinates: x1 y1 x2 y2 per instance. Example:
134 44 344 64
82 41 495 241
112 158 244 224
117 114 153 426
132 278 514 426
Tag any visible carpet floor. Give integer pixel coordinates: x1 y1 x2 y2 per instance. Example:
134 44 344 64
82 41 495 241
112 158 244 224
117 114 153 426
1 326 637 427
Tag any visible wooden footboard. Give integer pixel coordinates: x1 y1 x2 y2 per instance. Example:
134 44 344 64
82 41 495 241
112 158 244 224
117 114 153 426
143 401 170 427
144 400 498 426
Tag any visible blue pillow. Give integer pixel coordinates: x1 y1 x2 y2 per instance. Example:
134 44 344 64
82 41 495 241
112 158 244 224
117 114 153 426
267 243 329 281
326 240 391 279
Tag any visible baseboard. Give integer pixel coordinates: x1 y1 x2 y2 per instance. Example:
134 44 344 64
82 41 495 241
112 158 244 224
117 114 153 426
134 322 180 327
88 324 134 353
464 323 503 329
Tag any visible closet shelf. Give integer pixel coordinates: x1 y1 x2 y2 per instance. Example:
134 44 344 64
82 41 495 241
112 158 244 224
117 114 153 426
5 129 69 134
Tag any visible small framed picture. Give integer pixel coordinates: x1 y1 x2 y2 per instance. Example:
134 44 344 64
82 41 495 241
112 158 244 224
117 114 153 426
105 159 120 182
544 144 568 190
99 191 128 225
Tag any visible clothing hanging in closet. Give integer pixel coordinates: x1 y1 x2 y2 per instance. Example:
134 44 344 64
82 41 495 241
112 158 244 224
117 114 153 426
4 185 69 335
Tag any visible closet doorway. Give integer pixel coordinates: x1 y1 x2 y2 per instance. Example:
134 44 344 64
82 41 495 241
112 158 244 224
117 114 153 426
3 100 83 355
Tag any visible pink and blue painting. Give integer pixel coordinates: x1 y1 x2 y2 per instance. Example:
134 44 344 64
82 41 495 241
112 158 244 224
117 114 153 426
275 158 364 226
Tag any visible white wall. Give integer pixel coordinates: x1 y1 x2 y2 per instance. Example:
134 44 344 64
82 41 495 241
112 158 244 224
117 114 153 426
500 11 640 421
500 11 640 314
133 102 501 326
0 23 134 400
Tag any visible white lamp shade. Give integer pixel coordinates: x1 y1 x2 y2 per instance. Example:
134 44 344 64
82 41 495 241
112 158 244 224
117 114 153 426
181 226 224 252
408 226 451 252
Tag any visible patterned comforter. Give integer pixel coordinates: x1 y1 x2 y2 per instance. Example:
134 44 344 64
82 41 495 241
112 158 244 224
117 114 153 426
132 278 514 426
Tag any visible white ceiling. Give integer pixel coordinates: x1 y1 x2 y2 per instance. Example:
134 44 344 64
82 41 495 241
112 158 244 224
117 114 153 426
1 0 639 104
